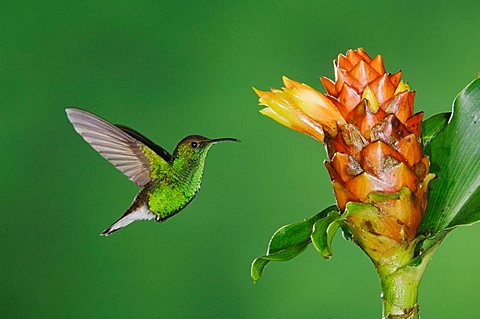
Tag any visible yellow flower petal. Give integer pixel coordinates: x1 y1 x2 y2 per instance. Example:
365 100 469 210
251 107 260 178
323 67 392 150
255 87 325 141
259 107 293 129
285 82 346 134
282 76 301 89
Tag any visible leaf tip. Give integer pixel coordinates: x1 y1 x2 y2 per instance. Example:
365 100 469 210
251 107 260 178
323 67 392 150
251 257 268 283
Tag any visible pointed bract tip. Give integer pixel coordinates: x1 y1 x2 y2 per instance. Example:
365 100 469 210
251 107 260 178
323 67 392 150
282 76 294 89
394 80 411 95
356 48 373 61
282 76 302 89
252 87 266 98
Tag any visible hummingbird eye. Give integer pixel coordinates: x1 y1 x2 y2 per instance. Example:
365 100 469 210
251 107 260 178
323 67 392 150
190 141 198 148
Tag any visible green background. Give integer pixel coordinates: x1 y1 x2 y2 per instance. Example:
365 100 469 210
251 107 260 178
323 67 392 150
1 1 479 318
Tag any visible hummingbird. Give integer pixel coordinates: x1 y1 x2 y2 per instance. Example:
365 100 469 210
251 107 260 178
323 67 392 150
65 108 239 236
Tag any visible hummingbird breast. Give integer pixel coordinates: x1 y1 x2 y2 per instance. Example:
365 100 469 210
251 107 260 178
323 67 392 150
146 176 200 220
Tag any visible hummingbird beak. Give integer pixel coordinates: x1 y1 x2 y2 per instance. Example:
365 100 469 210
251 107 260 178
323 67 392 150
208 137 241 144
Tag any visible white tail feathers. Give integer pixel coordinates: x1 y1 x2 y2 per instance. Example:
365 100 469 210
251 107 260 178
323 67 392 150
101 205 156 236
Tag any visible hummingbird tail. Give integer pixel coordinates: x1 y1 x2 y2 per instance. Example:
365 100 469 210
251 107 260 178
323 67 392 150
100 205 156 236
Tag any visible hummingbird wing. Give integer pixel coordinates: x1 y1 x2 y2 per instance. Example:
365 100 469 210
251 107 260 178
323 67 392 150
66 108 171 187
114 124 172 162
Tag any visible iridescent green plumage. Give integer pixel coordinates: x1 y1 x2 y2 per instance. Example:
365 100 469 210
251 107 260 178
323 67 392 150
66 108 239 235
144 136 213 220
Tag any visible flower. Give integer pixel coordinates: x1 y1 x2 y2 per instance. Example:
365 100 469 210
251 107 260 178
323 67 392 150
254 48 435 260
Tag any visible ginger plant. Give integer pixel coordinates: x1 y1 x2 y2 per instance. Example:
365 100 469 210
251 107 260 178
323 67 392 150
252 48 480 319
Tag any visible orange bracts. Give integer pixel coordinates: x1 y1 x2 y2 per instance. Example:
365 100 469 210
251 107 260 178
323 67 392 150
255 48 434 254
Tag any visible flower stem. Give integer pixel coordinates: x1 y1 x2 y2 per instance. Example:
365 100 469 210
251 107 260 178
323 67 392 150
375 240 438 319
377 263 421 319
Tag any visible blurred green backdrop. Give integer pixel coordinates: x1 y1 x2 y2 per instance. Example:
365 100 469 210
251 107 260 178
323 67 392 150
1 1 479 318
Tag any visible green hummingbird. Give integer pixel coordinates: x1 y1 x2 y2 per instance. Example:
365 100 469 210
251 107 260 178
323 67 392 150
66 108 239 236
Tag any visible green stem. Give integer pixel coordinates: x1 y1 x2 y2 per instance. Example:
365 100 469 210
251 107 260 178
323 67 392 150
375 241 437 319
377 264 421 319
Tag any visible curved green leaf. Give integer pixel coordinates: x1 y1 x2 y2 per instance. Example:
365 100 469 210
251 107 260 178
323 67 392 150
251 243 309 282
251 258 269 283
311 211 342 259
251 205 337 282
267 218 316 256
421 112 450 148
419 78 480 236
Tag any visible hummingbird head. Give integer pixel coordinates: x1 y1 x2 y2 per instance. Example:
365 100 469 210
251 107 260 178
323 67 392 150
173 135 240 164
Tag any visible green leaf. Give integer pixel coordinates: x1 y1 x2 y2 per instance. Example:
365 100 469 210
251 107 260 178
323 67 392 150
419 78 480 237
251 243 309 282
251 258 269 283
267 218 316 256
311 211 342 259
251 205 338 282
421 112 450 148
